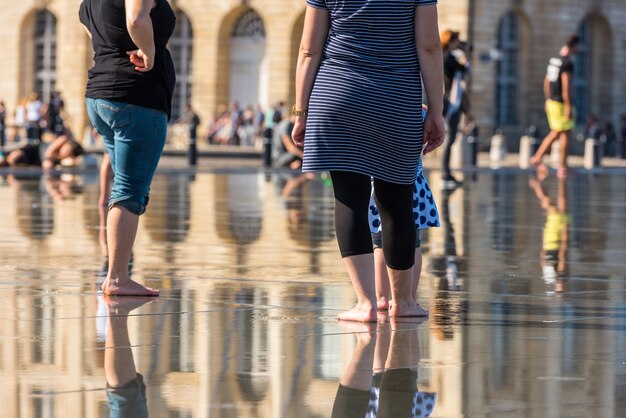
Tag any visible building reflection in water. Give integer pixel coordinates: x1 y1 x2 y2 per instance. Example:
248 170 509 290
278 172 335 274
0 170 624 418
214 173 263 275
10 174 54 240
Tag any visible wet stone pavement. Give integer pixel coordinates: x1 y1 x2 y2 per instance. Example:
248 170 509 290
0 168 624 418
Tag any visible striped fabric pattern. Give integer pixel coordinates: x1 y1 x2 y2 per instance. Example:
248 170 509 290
302 0 438 185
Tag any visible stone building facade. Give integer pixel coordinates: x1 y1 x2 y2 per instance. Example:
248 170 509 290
0 0 624 145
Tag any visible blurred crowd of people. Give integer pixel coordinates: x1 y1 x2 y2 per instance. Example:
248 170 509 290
0 91 84 169
199 100 303 168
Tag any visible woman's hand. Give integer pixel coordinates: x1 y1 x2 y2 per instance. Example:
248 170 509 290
127 49 154 72
423 112 445 155
292 116 307 147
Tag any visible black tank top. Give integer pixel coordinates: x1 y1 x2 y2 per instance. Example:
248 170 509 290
79 0 176 119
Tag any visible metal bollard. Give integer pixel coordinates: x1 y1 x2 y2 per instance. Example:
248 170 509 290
263 135 272 168
465 125 479 166
490 129 508 166
519 125 540 169
583 137 602 169
188 134 197 166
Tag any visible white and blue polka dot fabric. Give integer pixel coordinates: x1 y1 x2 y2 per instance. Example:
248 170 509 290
368 159 440 233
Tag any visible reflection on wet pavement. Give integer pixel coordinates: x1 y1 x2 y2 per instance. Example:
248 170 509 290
0 169 624 417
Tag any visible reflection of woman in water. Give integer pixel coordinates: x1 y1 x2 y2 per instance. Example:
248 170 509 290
331 322 436 418
103 297 153 418
530 176 569 289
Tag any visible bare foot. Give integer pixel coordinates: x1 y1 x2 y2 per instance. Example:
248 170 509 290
389 300 429 318
377 296 390 310
529 155 541 167
101 278 160 297
337 302 377 323
536 163 550 181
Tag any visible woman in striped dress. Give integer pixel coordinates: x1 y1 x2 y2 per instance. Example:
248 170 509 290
292 0 445 322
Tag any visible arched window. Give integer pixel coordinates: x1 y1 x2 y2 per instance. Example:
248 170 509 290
495 12 519 126
169 11 193 121
229 9 268 108
232 10 266 38
574 19 591 125
33 10 57 102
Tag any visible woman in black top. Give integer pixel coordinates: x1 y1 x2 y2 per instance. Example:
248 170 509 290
80 0 176 297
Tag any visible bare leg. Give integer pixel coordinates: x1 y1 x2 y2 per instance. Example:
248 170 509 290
557 130 571 178
387 266 426 317
337 254 377 323
531 130 560 180
386 248 427 316
374 322 391 373
104 297 154 387
530 130 559 166
384 321 421 370
102 206 159 296
411 249 429 317
338 323 376 390
374 248 390 310
412 248 422 301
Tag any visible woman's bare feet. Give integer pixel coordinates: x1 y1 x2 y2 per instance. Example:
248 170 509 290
389 300 429 318
101 278 159 297
337 302 377 323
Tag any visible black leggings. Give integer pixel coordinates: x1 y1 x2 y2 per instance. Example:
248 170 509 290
330 171 416 270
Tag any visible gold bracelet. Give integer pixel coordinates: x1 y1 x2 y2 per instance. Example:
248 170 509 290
292 105 308 117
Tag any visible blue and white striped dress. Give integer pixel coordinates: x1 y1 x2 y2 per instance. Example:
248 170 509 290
302 0 438 185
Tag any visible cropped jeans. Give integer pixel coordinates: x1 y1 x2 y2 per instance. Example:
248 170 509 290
86 98 167 215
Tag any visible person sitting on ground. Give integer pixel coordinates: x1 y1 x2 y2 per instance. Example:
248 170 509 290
0 131 85 169
0 141 43 167
273 115 303 169
41 131 85 170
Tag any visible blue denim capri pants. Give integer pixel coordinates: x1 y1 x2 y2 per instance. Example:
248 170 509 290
86 98 167 215
107 373 148 418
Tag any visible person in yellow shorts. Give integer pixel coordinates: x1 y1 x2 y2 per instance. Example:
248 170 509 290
530 176 570 293
530 35 580 179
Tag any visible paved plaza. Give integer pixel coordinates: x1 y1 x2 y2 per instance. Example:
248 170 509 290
0 166 624 417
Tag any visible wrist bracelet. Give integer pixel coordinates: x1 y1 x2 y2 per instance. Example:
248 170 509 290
292 105 308 117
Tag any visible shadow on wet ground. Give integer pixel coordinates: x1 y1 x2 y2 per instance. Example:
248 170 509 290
0 168 624 417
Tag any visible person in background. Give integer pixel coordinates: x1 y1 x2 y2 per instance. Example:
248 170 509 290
228 101 242 145
617 115 626 158
273 114 303 169
440 30 470 190
604 122 616 158
0 131 83 168
0 101 6 149
530 175 569 293
254 104 265 146
47 91 65 135
41 131 85 170
25 92 43 141
530 35 580 179
13 98 27 143
177 103 200 143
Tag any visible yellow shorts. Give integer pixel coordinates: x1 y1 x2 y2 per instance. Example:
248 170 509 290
546 100 575 132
